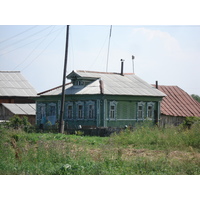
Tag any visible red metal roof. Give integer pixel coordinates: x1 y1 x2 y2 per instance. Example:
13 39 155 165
153 85 200 117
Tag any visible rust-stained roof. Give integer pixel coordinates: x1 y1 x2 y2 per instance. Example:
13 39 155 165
153 85 200 117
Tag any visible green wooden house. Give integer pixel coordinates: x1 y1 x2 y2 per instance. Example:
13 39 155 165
36 70 165 131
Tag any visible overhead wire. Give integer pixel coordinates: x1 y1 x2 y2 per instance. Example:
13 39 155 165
0 26 64 57
88 30 110 69
0 25 53 52
0 25 38 44
21 27 65 72
13 26 56 70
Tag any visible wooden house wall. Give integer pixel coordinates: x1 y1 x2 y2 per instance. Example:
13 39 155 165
160 115 185 127
0 97 35 104
36 94 162 129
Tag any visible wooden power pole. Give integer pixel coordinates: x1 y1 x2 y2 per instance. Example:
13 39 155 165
59 25 69 133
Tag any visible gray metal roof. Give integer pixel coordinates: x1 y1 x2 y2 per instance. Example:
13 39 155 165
0 71 37 97
2 103 36 115
40 70 166 97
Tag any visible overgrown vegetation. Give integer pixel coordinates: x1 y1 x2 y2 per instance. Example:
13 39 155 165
1 118 200 175
191 94 200 103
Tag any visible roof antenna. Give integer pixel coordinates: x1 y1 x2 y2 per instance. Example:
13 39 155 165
132 55 135 73
106 25 112 72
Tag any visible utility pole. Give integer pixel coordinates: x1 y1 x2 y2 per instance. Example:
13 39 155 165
59 25 69 133
106 25 112 72
132 55 135 73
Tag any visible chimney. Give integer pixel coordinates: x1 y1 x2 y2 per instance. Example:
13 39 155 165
120 59 125 76
156 80 158 89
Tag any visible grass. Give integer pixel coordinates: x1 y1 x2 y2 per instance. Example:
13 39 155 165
1 123 200 175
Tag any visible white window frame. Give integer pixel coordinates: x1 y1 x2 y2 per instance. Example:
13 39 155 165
37 103 46 120
147 102 154 120
86 101 95 120
137 102 145 120
76 101 84 120
65 101 73 119
48 103 56 117
109 101 117 120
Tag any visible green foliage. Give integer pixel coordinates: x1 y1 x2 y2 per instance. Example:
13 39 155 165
182 116 200 129
191 94 200 103
1 124 200 175
8 115 32 132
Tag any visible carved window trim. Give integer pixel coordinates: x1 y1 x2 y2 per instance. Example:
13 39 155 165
65 101 73 119
137 102 145 120
76 101 84 120
147 102 154 120
86 100 95 120
109 101 117 120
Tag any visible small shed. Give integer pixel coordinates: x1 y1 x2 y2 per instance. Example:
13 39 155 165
154 85 200 126
0 103 36 125
0 71 37 124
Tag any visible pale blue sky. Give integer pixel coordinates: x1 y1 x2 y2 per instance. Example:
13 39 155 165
0 25 200 95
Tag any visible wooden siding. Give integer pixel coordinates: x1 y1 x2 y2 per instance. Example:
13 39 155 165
36 94 163 129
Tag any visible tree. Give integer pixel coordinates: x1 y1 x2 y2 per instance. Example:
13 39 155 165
191 94 200 103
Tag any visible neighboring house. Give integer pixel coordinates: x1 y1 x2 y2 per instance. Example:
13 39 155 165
153 85 200 126
36 70 165 131
0 71 37 123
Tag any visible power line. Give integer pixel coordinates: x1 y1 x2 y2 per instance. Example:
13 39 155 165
0 26 64 57
106 25 112 72
0 25 38 44
13 26 56 70
89 33 108 69
0 26 54 52
21 27 65 72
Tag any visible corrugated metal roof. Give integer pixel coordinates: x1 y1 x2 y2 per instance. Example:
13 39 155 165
40 70 166 97
0 71 37 97
2 103 36 115
153 85 200 117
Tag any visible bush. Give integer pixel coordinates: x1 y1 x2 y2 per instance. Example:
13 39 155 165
182 116 200 129
8 115 32 132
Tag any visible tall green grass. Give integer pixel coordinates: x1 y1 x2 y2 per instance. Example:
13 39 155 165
1 123 200 175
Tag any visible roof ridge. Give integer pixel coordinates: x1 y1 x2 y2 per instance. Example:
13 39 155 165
76 70 134 75
37 82 72 95
0 71 20 73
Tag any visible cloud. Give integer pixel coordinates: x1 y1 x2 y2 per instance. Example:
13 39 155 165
132 27 181 54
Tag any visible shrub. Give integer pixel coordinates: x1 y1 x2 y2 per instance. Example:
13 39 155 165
182 116 200 129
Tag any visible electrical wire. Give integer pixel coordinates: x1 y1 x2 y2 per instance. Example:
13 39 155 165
0 26 64 57
13 26 56 70
21 27 65 72
88 32 109 69
0 25 38 44
0 26 53 52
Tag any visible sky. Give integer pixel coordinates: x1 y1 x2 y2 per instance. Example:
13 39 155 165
0 25 200 95
1 0 200 197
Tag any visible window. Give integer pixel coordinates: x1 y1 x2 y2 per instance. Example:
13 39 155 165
147 102 154 119
86 101 95 119
89 104 94 119
109 101 117 120
66 102 73 119
68 105 73 119
138 105 143 119
78 105 83 118
38 103 46 120
137 102 145 120
49 104 56 116
76 101 84 119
